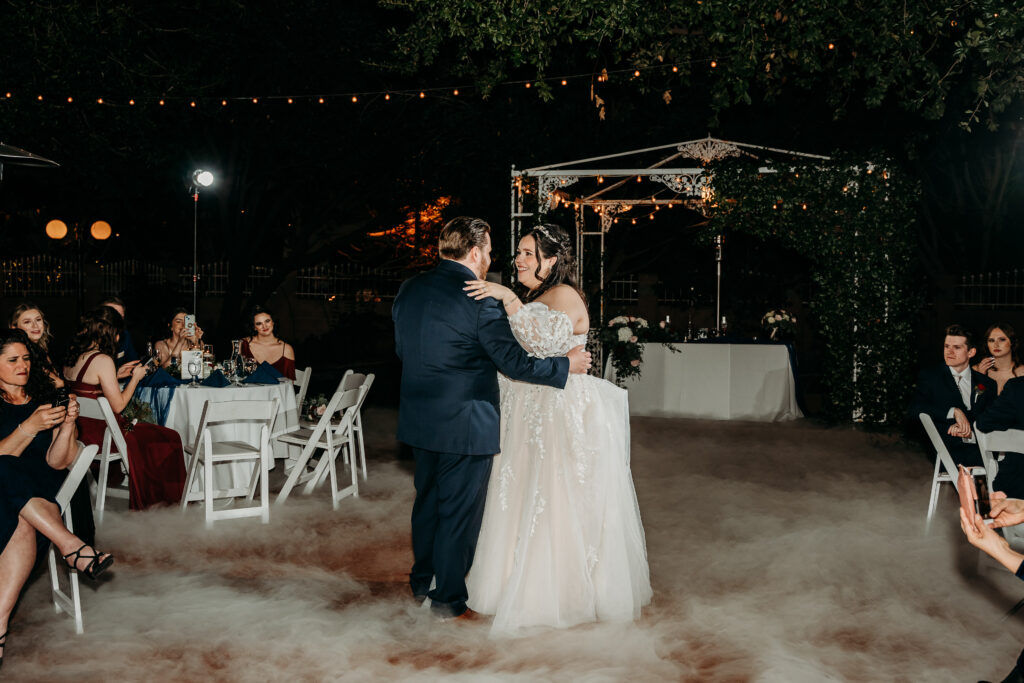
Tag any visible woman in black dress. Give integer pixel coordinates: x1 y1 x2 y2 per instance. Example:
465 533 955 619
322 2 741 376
0 330 113 668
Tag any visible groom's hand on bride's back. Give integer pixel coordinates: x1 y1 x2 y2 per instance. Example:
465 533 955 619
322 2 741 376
567 345 592 374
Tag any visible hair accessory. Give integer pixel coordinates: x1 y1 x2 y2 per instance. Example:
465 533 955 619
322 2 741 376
533 225 567 253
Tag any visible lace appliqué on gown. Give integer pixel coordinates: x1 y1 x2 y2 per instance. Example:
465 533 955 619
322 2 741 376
467 302 652 636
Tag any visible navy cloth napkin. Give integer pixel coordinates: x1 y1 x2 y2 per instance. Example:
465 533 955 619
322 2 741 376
201 370 231 388
141 368 187 387
242 363 281 385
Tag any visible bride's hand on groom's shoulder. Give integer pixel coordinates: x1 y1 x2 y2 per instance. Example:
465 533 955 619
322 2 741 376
465 279 515 304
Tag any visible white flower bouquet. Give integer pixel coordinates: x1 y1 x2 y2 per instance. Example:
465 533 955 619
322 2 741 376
761 309 797 340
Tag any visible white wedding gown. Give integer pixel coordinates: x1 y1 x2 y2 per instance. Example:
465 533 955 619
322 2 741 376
466 302 652 636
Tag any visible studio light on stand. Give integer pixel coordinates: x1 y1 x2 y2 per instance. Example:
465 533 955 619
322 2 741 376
189 169 215 317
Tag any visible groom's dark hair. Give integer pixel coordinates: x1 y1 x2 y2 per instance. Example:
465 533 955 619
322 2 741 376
439 216 491 260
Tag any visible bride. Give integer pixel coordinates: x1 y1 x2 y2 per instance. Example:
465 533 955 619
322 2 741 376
462 223 652 636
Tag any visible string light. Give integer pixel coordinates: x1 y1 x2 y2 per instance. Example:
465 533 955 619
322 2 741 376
129 99 135 106
287 97 293 104
385 93 390 100
190 100 196 108
351 95 358 103
252 97 259 104
633 69 641 77
159 99 165 106
672 66 678 72
525 82 531 88
319 97 325 104
828 43 835 50
710 60 718 68
37 95 43 101
67 96 73 103
419 92 425 98
561 80 567 86
453 89 459 95
221 99 227 106
97 98 103 104
4 93 10 98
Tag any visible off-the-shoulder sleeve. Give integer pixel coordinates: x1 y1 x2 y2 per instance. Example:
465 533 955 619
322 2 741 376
508 302 575 358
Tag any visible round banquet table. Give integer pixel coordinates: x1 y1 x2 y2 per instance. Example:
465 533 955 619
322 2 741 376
136 379 298 495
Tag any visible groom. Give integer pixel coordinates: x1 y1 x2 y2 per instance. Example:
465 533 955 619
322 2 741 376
392 216 591 619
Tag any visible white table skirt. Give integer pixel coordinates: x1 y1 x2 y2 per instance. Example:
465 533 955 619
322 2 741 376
604 343 803 421
160 381 298 493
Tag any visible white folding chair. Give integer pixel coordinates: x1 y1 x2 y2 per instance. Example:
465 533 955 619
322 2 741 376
338 372 373 481
300 369 351 429
46 441 100 634
976 426 1024 547
77 396 130 524
180 398 279 527
919 413 986 532
294 366 312 421
275 386 362 509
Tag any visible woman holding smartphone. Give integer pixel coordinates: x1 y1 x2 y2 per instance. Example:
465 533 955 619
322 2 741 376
65 307 185 510
154 308 204 369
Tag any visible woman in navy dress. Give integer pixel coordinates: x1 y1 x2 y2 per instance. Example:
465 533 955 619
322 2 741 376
0 329 114 668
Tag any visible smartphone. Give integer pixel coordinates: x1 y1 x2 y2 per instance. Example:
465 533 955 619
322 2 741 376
184 314 196 338
53 387 70 409
957 465 978 530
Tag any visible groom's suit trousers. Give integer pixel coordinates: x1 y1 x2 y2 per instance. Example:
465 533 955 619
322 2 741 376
410 447 493 617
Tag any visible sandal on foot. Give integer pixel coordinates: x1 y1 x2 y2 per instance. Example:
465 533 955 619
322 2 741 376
62 544 114 580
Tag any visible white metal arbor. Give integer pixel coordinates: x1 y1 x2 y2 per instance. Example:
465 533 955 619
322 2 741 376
509 136 830 327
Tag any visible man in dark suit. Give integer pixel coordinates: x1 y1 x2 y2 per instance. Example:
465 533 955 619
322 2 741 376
908 324 997 467
392 216 591 619
976 376 1024 498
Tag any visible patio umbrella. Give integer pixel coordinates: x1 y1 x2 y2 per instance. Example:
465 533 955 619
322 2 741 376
0 141 59 180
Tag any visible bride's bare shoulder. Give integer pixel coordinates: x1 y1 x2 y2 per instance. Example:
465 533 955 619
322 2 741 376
536 285 587 323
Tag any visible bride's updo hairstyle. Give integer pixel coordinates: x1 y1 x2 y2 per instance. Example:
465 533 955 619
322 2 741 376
523 223 584 304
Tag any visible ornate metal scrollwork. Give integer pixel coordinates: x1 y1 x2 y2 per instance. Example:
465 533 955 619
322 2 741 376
651 173 710 197
676 136 741 163
537 175 579 211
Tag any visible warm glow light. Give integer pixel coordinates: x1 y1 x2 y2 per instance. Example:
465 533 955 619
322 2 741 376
828 43 835 50
129 99 135 105
351 95 358 102
419 92 425 98
287 98 293 104
672 66 678 73
190 101 196 108
453 89 459 96
159 99 165 106
37 95 43 101
597 176 604 184
636 176 642 182
90 220 112 240
252 97 259 103
192 169 214 187
319 97 325 104
221 99 227 106
4 93 11 98
710 60 717 68
525 83 531 88
633 70 641 77
561 80 567 86
67 96 73 103
385 93 390 100
45 220 68 240
97 98 104 104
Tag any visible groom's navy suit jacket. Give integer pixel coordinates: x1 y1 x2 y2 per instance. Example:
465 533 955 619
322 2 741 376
908 363 996 465
392 259 569 456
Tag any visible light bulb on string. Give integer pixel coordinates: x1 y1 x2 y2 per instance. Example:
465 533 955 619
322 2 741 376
129 99 135 106
319 97 325 104
351 95 358 103
159 99 165 106
252 97 258 104
287 98 293 104
67 96 73 103
561 80 567 86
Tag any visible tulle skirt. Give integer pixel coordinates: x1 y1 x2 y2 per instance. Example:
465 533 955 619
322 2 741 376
466 373 652 636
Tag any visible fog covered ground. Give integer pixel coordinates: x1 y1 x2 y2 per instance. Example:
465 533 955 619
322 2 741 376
5 408 1023 682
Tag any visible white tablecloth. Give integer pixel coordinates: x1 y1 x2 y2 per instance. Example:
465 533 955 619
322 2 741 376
152 381 298 492
604 343 803 421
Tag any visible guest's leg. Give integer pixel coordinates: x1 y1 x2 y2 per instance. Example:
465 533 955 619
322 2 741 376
410 448 439 597
0 519 38 657
429 452 493 617
17 498 105 563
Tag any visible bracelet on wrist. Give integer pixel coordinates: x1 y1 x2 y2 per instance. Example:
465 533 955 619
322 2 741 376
16 422 34 437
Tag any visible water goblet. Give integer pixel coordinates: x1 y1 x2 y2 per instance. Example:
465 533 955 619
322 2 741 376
187 359 202 388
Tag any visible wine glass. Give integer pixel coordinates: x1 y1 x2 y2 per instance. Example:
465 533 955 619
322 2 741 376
222 358 235 380
187 359 202 388
244 358 258 376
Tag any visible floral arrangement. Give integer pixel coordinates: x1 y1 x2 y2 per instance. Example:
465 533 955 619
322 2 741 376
120 398 156 432
761 309 797 340
303 394 329 422
601 316 649 385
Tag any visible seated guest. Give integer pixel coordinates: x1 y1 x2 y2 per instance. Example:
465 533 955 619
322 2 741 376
10 302 63 388
908 324 996 466
973 323 1024 394
64 307 186 509
99 296 139 369
241 306 296 379
976 376 1024 498
0 329 114 668
154 307 204 369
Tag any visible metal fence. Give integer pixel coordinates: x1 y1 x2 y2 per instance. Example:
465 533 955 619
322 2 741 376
0 255 78 296
95 259 406 300
958 270 1024 308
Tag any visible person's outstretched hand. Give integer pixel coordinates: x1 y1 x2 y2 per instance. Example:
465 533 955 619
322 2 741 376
567 345 592 375
988 492 1024 528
